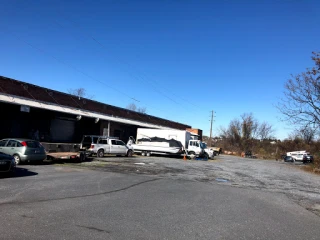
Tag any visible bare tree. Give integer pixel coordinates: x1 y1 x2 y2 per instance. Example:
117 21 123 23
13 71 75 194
68 88 94 100
241 113 259 140
126 103 147 114
288 126 317 144
218 113 275 151
137 107 147 114
218 119 242 150
258 122 275 140
277 52 320 134
127 103 137 111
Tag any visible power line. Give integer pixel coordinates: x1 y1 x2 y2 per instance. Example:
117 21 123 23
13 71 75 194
54 10 201 108
1 27 156 123
0 5 200 125
2 27 139 102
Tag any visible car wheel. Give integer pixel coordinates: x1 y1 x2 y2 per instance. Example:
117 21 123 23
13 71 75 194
13 154 21 165
79 152 86 162
126 150 133 157
97 149 104 158
204 153 209 159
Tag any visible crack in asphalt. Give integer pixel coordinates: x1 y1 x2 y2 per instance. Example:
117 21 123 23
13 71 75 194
0 178 159 206
21 214 34 219
75 224 110 234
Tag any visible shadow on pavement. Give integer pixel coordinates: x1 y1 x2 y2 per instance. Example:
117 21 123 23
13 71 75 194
0 167 38 179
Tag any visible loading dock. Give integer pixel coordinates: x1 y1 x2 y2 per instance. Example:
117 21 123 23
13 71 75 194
0 76 195 150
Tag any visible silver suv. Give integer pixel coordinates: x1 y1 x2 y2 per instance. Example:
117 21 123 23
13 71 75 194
80 135 133 158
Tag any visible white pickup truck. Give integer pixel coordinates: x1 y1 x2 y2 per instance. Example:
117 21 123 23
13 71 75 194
80 135 133 157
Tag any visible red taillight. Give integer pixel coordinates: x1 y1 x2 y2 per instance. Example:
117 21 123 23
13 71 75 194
90 144 94 149
21 141 27 147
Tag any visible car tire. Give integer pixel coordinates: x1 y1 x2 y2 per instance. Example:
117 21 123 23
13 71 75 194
79 152 86 162
126 150 133 157
13 154 21 165
97 149 104 158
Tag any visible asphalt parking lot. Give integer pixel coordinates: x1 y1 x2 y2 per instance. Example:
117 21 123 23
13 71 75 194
1 154 320 239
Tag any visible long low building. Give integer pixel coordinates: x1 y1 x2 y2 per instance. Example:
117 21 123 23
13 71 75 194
0 76 202 143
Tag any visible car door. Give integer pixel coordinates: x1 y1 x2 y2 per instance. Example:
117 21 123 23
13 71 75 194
116 140 128 155
98 139 109 153
109 139 118 154
0 140 9 154
5 140 18 156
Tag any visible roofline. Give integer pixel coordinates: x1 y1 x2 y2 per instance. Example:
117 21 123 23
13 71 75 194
0 75 191 129
0 92 180 130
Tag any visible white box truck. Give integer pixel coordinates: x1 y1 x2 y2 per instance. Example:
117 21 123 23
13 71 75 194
128 128 213 158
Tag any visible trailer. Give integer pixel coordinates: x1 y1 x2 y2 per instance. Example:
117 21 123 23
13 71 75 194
46 152 82 162
128 128 212 158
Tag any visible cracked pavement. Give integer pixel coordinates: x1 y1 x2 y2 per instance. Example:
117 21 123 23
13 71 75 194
0 154 320 240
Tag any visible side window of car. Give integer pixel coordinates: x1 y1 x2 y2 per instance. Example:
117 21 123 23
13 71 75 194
111 140 116 145
99 139 108 145
117 140 125 146
0 140 8 147
7 140 17 147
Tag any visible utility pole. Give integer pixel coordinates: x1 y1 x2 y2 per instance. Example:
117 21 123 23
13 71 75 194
209 110 214 147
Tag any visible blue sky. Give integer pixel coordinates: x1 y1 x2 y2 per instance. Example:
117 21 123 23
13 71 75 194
0 0 319 139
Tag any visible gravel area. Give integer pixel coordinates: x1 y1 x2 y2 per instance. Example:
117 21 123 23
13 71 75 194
69 154 320 216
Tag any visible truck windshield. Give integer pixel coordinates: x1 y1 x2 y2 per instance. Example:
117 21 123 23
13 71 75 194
200 143 207 149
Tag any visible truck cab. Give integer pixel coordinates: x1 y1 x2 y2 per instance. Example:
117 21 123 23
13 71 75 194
201 142 214 159
187 140 212 158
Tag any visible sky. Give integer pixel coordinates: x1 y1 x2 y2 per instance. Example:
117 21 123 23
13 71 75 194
0 0 319 139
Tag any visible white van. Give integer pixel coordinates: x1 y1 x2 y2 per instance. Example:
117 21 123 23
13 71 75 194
286 151 309 162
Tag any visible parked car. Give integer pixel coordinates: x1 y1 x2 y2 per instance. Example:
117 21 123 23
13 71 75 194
303 155 314 164
291 153 305 162
283 156 294 162
80 135 133 158
0 152 16 177
0 139 46 165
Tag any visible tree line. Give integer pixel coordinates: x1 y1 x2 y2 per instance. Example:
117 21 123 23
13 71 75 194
209 52 320 161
